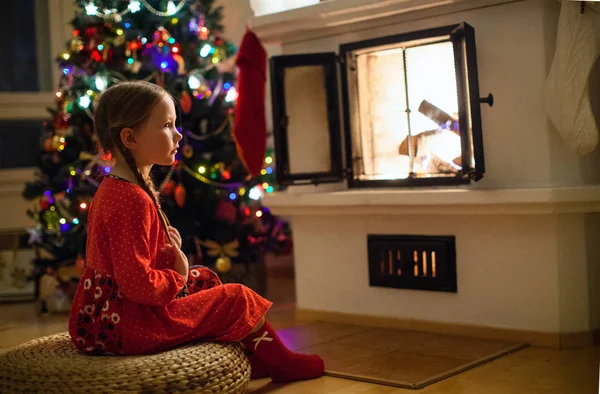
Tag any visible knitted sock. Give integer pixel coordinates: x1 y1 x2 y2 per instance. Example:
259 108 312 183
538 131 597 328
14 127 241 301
241 320 324 383
544 1 600 155
245 351 269 379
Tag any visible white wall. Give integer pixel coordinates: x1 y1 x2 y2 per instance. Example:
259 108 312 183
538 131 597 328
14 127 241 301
293 213 557 332
292 211 599 333
279 0 600 189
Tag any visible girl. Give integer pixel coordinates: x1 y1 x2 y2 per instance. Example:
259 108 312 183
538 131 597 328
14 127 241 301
68 81 324 383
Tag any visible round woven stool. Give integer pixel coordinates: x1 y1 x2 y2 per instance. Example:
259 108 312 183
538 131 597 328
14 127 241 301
0 332 251 393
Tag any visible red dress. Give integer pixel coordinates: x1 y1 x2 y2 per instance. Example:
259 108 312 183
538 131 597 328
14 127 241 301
68 177 272 355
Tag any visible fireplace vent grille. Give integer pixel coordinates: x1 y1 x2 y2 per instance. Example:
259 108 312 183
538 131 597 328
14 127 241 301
368 235 457 292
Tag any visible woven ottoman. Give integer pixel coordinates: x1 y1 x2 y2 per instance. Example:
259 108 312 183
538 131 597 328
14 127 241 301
0 332 251 393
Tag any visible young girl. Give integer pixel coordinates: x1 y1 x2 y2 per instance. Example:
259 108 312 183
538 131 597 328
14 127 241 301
68 81 324 383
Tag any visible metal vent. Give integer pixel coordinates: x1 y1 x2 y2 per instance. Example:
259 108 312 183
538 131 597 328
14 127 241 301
368 235 457 292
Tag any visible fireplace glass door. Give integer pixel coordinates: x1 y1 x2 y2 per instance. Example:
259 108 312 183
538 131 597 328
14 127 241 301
270 23 488 188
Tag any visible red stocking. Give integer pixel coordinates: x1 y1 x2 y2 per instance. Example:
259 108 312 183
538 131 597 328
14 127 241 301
241 320 324 383
233 29 267 177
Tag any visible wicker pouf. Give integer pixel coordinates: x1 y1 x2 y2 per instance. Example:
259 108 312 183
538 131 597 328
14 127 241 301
0 332 251 393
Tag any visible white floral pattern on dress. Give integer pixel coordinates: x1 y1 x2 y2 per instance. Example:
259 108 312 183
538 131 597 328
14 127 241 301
111 313 120 324
84 279 92 290
94 286 103 299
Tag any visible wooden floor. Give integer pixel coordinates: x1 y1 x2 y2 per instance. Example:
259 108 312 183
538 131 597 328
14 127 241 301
1 275 599 393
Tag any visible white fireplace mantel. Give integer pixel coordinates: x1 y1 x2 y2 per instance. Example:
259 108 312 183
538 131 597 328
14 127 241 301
250 0 524 42
264 185 600 216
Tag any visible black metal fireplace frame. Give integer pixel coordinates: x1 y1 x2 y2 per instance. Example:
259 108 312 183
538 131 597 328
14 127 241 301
269 22 489 189
368 234 457 293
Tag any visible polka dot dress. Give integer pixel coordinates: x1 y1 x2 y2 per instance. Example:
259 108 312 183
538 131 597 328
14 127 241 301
68 177 272 355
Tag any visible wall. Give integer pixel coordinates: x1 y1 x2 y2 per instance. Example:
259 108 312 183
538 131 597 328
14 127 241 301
292 213 570 332
278 0 600 189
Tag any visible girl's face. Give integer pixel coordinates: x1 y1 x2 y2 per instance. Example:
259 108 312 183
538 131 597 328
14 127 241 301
134 95 182 167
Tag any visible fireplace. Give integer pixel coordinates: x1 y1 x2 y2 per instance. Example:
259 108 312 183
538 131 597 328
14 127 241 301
269 23 491 188
368 234 457 293
255 0 600 348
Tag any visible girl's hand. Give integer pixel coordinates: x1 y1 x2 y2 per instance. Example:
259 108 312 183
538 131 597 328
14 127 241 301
168 226 182 249
162 244 188 283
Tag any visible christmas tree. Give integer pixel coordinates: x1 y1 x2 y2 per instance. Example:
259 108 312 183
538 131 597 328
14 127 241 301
22 0 290 310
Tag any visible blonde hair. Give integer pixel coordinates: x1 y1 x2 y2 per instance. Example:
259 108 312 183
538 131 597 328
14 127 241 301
93 81 168 208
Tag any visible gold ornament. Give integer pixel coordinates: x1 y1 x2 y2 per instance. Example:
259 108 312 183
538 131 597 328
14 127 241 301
215 256 232 273
52 135 63 149
182 145 194 158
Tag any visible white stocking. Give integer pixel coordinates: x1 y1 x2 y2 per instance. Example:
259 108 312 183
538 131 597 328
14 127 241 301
544 1 600 156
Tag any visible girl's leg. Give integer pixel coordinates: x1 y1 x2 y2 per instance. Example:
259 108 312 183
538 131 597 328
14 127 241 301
240 318 324 383
244 317 270 379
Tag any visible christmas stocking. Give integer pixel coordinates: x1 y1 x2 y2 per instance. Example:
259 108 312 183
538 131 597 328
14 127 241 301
544 1 600 155
241 320 324 383
233 29 268 176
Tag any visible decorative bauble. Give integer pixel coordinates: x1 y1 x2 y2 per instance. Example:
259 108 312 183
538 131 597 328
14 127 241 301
174 184 186 207
182 145 194 159
44 209 61 227
39 197 50 210
75 255 86 274
215 256 232 273
180 91 192 114
215 200 237 224
43 136 54 152
161 180 176 196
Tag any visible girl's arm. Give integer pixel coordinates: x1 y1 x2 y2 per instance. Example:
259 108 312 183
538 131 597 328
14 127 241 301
106 195 185 306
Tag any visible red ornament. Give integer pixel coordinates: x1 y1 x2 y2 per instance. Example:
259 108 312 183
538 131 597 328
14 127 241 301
216 200 237 224
161 180 176 197
85 27 98 37
54 112 71 130
100 151 112 161
180 91 192 114
39 197 50 210
222 170 231 180
73 29 80 37
174 184 186 207
75 255 86 274
91 50 102 62
43 137 54 152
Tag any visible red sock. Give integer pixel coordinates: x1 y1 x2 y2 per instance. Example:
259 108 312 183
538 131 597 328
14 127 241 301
241 320 324 383
245 351 269 379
